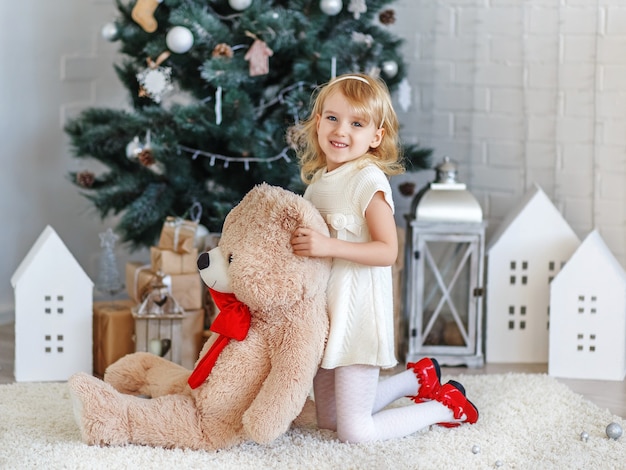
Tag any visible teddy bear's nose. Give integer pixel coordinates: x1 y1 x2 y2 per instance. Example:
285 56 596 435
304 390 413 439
197 252 210 270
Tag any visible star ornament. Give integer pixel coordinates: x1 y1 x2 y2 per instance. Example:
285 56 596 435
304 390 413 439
99 227 119 249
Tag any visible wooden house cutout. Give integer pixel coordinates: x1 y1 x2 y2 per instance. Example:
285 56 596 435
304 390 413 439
11 225 93 381
485 185 580 363
549 230 626 381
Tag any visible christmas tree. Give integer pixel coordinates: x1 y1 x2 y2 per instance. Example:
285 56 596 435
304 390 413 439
66 0 431 249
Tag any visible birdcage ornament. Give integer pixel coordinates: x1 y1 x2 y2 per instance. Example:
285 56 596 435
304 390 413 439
132 272 185 364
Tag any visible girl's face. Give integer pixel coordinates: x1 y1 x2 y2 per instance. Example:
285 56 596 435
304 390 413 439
316 91 384 172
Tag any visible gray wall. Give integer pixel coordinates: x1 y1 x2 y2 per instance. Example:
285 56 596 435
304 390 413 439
3 0 626 322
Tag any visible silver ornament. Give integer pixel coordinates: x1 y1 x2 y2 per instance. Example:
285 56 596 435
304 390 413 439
580 431 589 442
101 22 119 42
125 136 143 159
228 0 252 10
471 444 481 454
194 224 210 251
320 0 343 16
166 26 194 54
382 60 398 78
606 422 623 440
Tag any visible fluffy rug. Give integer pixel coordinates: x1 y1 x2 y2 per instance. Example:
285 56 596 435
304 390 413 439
0 373 624 469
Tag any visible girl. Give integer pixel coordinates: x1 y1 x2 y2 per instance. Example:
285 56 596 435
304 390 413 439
290 73 478 443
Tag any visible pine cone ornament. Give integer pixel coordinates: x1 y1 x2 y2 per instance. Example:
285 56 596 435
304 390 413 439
76 171 95 188
379 9 396 25
212 43 234 58
138 148 156 166
398 181 416 197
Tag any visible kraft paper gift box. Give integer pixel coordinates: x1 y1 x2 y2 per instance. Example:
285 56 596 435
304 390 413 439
158 216 198 254
93 299 136 378
125 261 204 310
93 299 205 375
150 246 198 274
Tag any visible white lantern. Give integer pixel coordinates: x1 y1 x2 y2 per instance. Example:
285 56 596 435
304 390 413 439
404 157 486 367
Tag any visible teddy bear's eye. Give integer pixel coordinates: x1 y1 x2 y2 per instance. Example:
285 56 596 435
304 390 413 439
228 254 233 264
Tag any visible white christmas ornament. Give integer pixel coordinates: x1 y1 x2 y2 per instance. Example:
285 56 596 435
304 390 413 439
348 0 366 19
126 136 143 159
229 0 252 11
166 26 194 54
101 22 119 42
137 66 173 103
397 78 412 112
382 60 398 78
320 0 343 16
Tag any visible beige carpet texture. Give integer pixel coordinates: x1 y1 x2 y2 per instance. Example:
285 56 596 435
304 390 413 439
1 373 625 469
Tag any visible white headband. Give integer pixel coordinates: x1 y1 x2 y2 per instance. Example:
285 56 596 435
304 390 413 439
330 75 385 129
332 75 370 85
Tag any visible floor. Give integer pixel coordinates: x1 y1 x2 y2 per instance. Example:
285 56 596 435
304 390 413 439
1 322 625 418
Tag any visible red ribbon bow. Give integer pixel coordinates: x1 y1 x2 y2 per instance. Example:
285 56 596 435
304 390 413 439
187 288 251 389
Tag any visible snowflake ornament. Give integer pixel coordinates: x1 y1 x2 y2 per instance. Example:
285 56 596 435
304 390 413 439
348 0 367 19
137 65 174 103
351 31 374 47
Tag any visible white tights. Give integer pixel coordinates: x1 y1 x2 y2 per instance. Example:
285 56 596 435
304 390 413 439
313 365 454 443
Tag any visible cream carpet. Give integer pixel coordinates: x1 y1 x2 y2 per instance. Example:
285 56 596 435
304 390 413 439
0 373 625 469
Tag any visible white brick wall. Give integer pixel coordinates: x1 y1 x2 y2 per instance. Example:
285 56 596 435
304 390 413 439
392 0 626 263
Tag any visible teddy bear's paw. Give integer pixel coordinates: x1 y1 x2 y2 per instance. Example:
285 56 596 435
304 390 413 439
243 409 290 445
68 372 131 446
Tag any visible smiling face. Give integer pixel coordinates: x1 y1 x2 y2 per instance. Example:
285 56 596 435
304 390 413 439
315 91 384 172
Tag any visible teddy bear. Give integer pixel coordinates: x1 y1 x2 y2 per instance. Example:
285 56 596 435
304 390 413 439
68 183 331 451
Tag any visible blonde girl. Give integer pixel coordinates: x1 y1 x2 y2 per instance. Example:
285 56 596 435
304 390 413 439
290 73 478 443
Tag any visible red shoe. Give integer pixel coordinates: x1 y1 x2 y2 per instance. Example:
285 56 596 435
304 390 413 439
407 357 441 403
436 380 479 428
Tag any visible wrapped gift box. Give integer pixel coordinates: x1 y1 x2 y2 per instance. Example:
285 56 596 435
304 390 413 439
150 246 198 274
125 261 204 310
158 216 197 254
93 299 205 376
93 299 136 378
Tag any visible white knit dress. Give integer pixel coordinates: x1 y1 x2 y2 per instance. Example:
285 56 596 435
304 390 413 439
304 159 397 369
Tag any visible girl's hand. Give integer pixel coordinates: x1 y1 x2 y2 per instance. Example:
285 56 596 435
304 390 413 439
291 227 330 258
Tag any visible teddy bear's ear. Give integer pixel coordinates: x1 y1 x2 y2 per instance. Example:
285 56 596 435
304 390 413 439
280 206 302 234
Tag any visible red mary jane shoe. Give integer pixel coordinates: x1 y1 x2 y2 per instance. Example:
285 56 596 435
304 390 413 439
407 357 441 403
436 380 479 428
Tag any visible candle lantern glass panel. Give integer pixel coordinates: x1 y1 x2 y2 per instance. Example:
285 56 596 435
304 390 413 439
413 233 483 360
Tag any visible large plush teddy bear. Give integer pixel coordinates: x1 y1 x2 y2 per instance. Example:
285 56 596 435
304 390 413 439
68 184 331 451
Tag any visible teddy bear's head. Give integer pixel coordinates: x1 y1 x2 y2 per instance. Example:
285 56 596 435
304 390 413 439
197 184 330 313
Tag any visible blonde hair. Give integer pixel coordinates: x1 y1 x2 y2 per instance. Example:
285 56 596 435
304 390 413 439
295 73 404 184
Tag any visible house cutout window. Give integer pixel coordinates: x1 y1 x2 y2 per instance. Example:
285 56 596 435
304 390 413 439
44 294 65 316
548 260 567 284
508 260 529 286
44 333 65 354
576 294 599 316
507 305 528 330
576 332 597 353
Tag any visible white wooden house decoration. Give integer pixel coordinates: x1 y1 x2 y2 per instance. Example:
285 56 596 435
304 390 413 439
10 225 93 381
549 230 626 381
485 185 580 363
